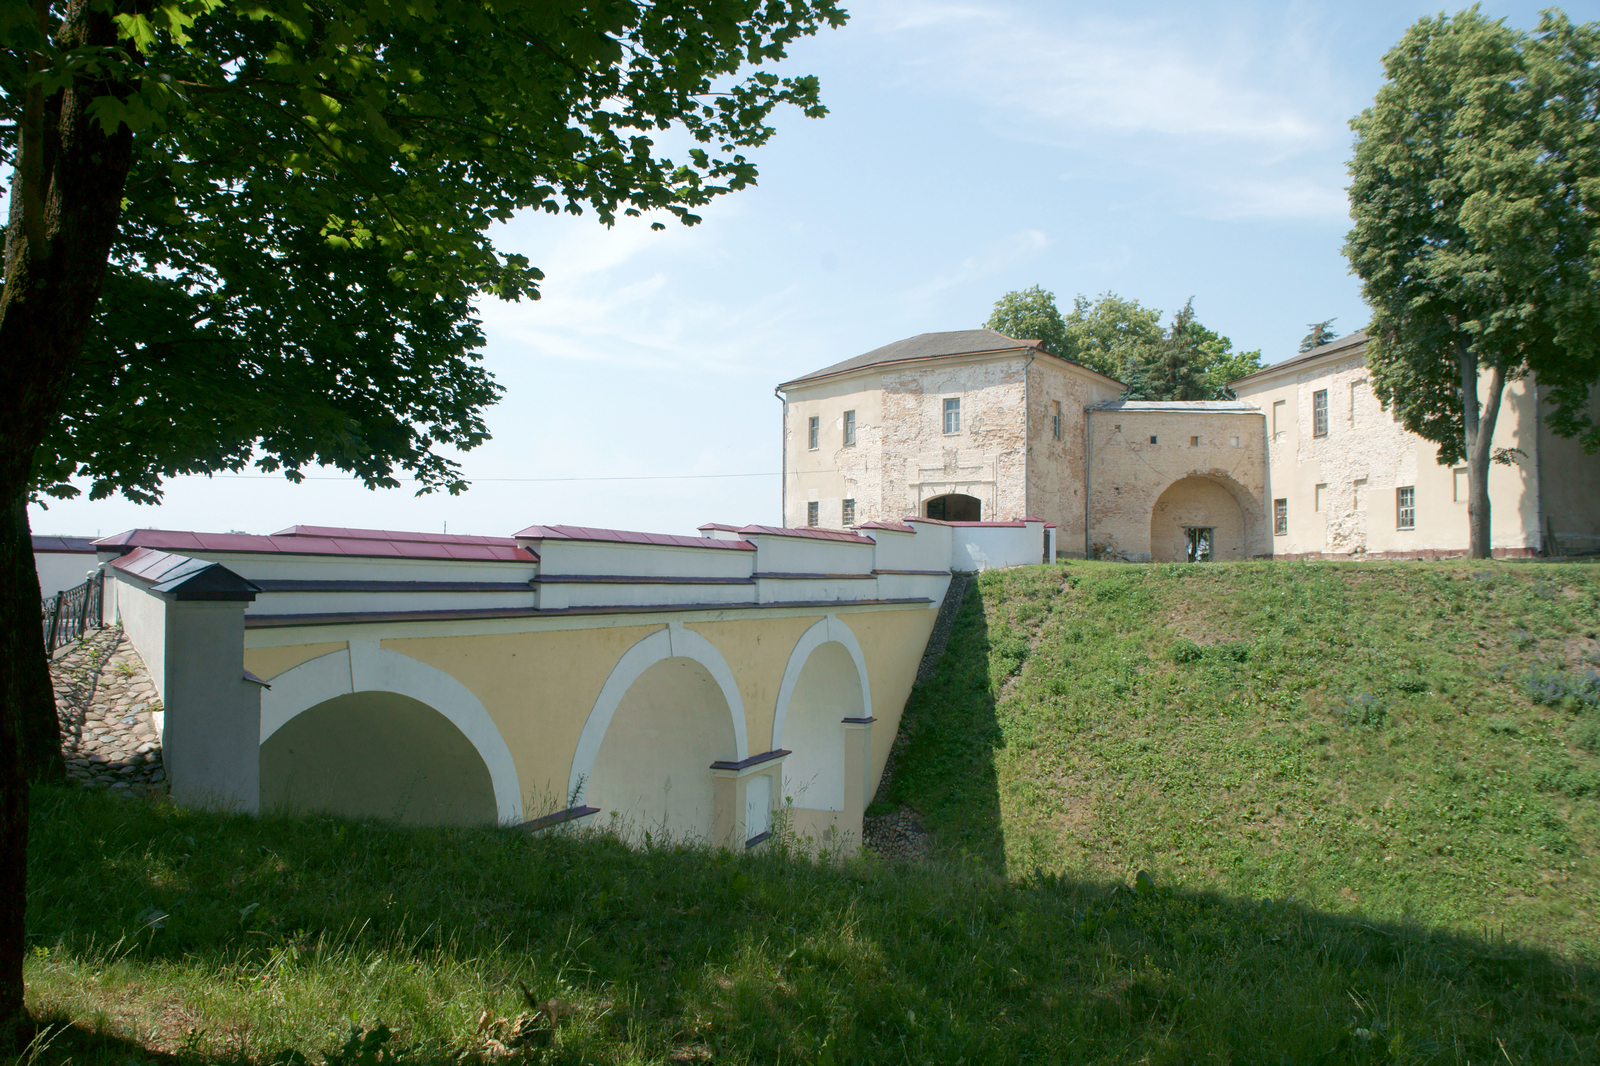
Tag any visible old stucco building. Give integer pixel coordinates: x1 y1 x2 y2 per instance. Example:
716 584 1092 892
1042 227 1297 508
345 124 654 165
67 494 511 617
779 329 1600 562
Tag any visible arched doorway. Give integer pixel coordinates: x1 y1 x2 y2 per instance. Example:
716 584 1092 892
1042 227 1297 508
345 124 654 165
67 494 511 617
926 493 981 521
584 656 739 843
260 691 498 825
1149 476 1249 562
777 641 864 812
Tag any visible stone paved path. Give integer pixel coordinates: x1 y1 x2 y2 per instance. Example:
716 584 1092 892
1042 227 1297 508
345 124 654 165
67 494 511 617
51 625 167 797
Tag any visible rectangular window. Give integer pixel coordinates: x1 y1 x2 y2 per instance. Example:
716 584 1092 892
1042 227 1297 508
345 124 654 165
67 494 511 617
1150 435 1158 445
1190 435 1200 447
1231 436 1240 447
1274 498 1288 536
1315 483 1327 512
1351 380 1365 420
806 501 819 527
1272 399 1286 436
842 498 856 526
843 410 856 446
1052 400 1062 441
1397 486 1415 530
1354 477 1368 512
1453 468 1468 503
807 416 819 451
1312 389 1329 437
943 397 961 434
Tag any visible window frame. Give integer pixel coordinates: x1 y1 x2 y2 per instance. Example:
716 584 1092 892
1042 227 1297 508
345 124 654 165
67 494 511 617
843 410 856 446
806 501 819 527
942 397 961 435
1274 498 1288 536
1312 389 1329 437
842 498 856 526
807 415 819 451
1052 400 1062 441
1397 486 1415 530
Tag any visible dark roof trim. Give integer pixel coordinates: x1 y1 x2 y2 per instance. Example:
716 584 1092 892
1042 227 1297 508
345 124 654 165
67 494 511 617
1229 332 1369 387
709 748 790 772
242 596 933 629
872 569 951 576
751 572 877 581
522 806 600 832
534 574 754 586
252 579 535 593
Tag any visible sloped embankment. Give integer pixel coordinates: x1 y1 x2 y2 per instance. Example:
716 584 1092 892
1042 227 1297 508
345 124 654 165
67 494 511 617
878 560 1600 959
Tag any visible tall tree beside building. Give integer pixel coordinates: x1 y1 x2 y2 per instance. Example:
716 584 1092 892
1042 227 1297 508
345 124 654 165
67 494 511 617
984 285 1070 358
1345 8 1600 560
0 0 846 1043
1300 319 1338 352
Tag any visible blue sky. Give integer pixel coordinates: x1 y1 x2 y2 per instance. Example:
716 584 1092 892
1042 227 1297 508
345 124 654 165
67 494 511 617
30 0 1599 540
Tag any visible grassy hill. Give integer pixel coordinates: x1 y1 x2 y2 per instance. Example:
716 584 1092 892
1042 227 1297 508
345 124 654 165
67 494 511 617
17 559 1600 1064
881 560 1600 959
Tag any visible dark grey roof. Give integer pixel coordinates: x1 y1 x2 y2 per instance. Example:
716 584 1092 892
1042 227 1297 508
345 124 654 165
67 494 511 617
1089 400 1260 414
1229 331 1369 387
777 329 1123 389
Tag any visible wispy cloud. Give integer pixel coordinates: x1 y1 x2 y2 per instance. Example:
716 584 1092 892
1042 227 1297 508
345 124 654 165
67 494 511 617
901 227 1049 304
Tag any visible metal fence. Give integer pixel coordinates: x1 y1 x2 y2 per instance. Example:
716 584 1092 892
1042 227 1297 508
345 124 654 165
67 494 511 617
43 568 105 655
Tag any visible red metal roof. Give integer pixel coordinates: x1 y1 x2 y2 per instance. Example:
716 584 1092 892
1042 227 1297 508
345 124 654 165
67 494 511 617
696 522 744 533
95 528 536 563
737 524 876 545
853 521 915 533
272 525 520 547
32 535 98 554
515 525 756 551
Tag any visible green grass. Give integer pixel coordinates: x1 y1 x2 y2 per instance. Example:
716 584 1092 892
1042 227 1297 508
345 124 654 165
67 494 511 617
882 560 1600 961
18 783 1600 1065
18 559 1600 1064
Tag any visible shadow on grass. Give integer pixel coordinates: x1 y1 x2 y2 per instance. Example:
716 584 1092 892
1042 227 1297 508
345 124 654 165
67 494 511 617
878 579 1007 869
22 778 1600 1064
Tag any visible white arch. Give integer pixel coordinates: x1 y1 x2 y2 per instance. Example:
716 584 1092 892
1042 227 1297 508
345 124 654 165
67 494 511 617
566 623 748 805
260 641 523 824
771 614 873 751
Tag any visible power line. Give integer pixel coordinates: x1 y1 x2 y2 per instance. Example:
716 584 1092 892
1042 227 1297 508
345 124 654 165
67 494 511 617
209 471 782 484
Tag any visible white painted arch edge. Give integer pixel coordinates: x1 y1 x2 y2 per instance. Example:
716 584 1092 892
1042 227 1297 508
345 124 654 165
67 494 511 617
771 614 873 752
566 623 750 806
258 642 524 825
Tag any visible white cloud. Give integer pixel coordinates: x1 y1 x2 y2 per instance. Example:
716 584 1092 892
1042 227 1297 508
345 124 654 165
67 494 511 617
865 1 1331 149
1203 176 1351 221
900 227 1049 304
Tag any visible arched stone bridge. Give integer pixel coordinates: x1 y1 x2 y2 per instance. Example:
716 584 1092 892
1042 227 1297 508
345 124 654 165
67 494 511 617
93 516 1054 851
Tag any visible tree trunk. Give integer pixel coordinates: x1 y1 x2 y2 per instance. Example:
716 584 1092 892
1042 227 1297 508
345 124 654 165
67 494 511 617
1457 340 1507 561
0 0 138 1042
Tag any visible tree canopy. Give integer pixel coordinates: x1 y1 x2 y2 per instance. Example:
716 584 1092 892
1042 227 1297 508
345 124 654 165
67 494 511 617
1344 6 1600 558
1299 319 1338 353
0 0 846 1042
984 288 1262 400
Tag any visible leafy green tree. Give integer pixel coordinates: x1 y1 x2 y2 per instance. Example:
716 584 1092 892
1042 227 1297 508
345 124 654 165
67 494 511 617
1345 8 1600 559
1300 319 1338 353
985 284 1069 358
1060 291 1164 381
0 0 844 1041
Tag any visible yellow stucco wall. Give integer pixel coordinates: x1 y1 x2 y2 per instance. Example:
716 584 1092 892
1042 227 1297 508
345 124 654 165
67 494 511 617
245 642 350 681
381 624 663 816
686 615 822 753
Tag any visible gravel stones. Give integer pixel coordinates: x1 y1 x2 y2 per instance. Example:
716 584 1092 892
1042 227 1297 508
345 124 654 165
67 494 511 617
862 807 932 863
52 625 168 799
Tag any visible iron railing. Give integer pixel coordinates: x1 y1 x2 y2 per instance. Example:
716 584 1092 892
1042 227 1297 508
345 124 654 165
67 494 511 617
43 568 105 655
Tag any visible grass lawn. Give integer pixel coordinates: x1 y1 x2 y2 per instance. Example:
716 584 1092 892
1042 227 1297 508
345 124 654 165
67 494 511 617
883 560 1600 959
16 559 1600 1064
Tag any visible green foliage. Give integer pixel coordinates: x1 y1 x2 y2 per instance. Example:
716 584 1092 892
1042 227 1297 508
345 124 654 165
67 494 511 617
887 559 1600 963
984 289 1262 400
1345 8 1600 463
22 783 1600 1064
984 284 1069 357
1299 318 1338 353
4 0 847 500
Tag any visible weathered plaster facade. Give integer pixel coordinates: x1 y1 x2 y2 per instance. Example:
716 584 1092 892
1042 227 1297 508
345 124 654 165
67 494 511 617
781 329 1600 562
777 330 1121 541
1085 403 1268 562
1230 333 1600 559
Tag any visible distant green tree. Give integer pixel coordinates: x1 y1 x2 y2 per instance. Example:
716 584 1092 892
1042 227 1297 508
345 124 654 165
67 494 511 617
1344 8 1600 559
985 290 1259 399
1060 291 1164 381
1299 319 1339 353
984 285 1069 357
